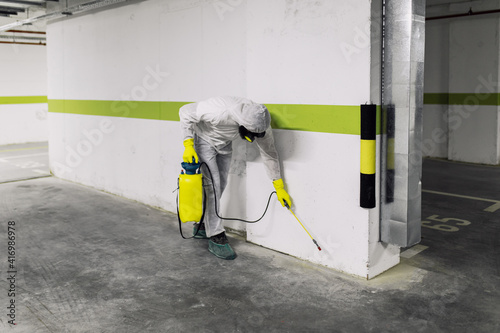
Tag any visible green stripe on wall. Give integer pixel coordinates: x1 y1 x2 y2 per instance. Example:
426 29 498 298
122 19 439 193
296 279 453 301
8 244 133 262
423 93 449 105
0 96 48 104
266 104 365 134
49 100 190 122
424 93 500 105
49 99 377 135
448 93 500 105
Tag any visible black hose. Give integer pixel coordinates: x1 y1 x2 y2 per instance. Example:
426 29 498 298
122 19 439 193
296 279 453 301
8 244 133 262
200 162 277 223
176 162 277 240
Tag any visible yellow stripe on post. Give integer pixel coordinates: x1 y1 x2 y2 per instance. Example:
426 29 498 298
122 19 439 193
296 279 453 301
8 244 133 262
360 139 376 175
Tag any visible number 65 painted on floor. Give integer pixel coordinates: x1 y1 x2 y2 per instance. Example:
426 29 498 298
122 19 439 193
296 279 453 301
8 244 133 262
422 215 471 232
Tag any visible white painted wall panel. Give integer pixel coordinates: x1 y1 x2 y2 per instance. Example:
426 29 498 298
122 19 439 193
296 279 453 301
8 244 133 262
449 17 499 93
0 44 48 145
159 6 204 101
424 11 500 164
448 106 499 164
47 0 399 277
49 112 183 211
0 104 48 145
246 0 370 105
424 20 449 94
48 3 162 101
423 105 448 158
449 17 500 164
246 131 370 275
423 21 449 158
0 44 47 96
160 2 248 100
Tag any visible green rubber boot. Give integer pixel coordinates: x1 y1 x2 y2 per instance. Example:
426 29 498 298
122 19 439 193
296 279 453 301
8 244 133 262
208 232 236 260
193 223 208 239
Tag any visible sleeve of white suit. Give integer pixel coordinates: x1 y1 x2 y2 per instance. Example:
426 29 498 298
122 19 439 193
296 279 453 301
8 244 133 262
255 126 282 181
179 102 199 140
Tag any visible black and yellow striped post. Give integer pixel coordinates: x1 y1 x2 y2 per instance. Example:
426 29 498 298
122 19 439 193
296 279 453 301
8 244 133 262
360 104 376 208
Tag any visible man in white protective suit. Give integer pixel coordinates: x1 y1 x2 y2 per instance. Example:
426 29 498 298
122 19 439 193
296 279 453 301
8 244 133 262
179 96 292 260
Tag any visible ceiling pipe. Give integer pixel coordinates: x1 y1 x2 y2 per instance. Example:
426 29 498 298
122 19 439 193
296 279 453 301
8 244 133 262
0 0 128 32
0 0 44 6
0 10 16 15
0 34 45 40
0 11 63 31
0 40 45 45
427 8 500 21
7 29 45 34
0 6 25 13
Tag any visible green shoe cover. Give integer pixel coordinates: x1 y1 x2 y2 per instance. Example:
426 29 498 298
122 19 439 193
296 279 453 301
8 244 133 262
193 223 208 239
208 240 237 260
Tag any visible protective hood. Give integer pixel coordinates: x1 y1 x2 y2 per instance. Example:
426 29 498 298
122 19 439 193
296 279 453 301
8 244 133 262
230 103 271 133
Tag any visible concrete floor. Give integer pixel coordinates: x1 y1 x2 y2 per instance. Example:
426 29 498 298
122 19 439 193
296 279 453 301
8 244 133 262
0 143 499 332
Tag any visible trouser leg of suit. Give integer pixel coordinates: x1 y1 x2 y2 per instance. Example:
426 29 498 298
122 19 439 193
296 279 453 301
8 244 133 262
195 136 232 238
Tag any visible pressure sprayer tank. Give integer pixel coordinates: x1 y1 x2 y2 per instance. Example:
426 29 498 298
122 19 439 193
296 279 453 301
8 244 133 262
178 162 203 223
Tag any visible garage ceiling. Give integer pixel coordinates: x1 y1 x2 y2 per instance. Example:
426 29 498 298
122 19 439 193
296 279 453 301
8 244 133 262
0 0 128 44
0 0 55 45
0 0 494 46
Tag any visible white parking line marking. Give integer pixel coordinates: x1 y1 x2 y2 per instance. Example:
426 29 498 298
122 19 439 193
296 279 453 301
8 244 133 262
401 245 429 259
0 146 48 153
423 189 500 212
484 202 500 213
2 152 48 160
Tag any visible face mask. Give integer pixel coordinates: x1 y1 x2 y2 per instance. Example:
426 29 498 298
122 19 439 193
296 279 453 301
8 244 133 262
239 126 266 143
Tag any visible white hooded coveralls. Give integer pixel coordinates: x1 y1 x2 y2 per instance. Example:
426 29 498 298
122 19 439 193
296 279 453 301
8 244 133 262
179 96 282 237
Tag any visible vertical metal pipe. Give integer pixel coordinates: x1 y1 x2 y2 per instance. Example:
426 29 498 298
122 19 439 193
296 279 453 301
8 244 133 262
380 0 425 247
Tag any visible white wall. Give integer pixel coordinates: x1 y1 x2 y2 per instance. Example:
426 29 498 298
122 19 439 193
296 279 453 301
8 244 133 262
448 16 500 164
424 0 500 165
47 0 399 278
0 44 48 145
423 20 449 159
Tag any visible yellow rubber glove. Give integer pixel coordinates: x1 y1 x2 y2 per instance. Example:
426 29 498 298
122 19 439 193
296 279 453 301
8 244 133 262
182 138 199 163
273 178 292 208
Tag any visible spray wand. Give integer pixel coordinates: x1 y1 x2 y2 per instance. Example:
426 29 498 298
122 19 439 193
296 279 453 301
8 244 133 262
284 202 321 251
